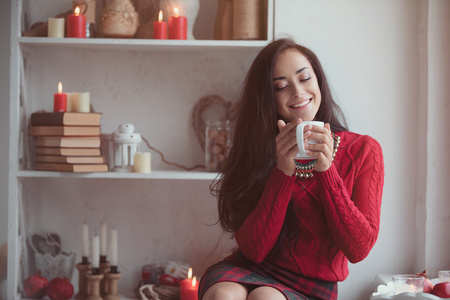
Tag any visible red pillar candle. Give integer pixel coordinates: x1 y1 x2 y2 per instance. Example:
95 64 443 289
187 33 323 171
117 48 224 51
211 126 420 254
180 269 198 300
53 82 67 112
153 10 167 39
180 268 193 292
168 8 187 40
67 7 86 38
180 276 198 300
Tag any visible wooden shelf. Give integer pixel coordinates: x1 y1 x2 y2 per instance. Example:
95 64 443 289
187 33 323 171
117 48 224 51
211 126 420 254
18 37 269 52
17 169 219 180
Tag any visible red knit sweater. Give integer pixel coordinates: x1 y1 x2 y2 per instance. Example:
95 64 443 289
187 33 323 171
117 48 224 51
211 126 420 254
234 131 384 282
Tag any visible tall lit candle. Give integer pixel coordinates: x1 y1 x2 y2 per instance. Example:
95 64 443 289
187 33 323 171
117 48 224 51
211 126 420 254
153 10 167 39
110 228 118 266
188 277 199 300
168 8 187 40
53 82 67 112
180 268 192 291
92 235 100 269
67 6 86 38
100 220 107 257
82 222 89 257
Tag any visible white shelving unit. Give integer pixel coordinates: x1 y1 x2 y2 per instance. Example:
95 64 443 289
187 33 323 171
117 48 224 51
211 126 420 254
8 0 274 298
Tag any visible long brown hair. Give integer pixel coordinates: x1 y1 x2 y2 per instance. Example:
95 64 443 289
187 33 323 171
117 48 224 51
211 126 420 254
212 38 348 234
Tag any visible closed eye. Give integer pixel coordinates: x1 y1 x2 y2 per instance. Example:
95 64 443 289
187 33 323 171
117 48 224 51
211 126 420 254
275 85 287 91
300 76 312 82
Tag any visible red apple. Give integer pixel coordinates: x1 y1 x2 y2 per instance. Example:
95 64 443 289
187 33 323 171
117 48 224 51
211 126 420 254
432 282 450 298
46 277 73 300
23 270 48 299
416 270 434 293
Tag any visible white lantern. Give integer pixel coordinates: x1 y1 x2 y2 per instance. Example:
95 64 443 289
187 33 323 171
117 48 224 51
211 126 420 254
111 124 142 172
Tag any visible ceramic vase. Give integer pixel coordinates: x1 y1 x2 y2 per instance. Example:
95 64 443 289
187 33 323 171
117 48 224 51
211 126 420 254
102 0 139 38
34 252 77 281
159 0 200 39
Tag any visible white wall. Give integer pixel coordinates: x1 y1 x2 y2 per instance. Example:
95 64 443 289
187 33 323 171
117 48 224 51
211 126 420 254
276 1 450 299
424 0 450 275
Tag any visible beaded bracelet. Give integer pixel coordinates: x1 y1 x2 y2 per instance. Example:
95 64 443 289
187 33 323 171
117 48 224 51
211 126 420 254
292 134 341 179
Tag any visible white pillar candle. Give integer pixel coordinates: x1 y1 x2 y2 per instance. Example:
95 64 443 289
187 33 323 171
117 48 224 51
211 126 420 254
100 220 107 256
66 92 78 112
134 152 151 173
82 222 89 257
73 92 90 112
92 235 100 268
48 18 65 38
110 228 118 266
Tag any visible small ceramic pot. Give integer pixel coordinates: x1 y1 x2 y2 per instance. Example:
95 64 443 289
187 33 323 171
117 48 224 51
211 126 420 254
102 0 139 38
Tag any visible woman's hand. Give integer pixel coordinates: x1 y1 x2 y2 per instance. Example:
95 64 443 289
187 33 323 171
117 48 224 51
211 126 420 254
304 123 334 172
276 118 301 176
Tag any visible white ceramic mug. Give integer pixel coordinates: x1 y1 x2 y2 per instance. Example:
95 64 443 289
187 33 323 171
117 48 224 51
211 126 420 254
295 121 324 160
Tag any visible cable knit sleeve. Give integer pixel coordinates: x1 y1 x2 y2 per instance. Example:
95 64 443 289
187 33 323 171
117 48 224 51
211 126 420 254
234 167 296 263
315 136 384 263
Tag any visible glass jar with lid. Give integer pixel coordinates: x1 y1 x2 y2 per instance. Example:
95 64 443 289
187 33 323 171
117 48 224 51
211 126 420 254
205 120 231 172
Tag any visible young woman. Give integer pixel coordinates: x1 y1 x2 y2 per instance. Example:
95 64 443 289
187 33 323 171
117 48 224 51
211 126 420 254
199 38 384 300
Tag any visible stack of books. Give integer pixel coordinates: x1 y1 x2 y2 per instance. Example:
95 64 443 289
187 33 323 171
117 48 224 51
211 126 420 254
29 112 109 172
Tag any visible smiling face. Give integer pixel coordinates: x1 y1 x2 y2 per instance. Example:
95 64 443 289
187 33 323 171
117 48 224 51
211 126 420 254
273 49 321 123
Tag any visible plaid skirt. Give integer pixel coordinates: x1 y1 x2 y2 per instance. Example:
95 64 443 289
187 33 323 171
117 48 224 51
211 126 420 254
198 250 337 300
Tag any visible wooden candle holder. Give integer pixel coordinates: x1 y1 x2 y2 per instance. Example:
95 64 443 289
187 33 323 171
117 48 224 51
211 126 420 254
104 267 121 300
75 258 92 300
99 256 110 297
86 271 104 300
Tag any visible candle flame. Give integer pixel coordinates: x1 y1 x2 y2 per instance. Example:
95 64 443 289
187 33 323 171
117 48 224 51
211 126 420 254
192 276 197 287
158 10 163 22
58 82 62 94
174 7 179 17
187 267 192 279
74 6 80 16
